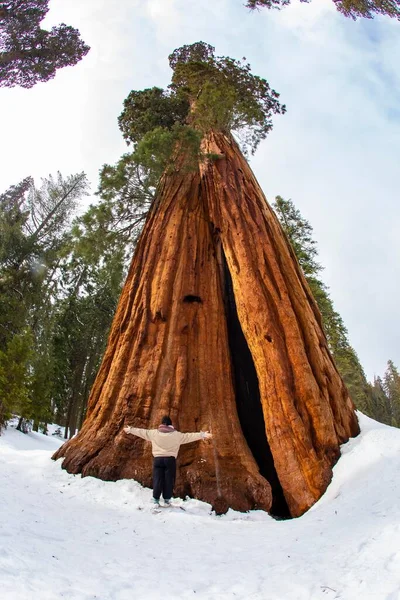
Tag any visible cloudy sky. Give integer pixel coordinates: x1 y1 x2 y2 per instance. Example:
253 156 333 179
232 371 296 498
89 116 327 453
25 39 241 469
1 0 399 380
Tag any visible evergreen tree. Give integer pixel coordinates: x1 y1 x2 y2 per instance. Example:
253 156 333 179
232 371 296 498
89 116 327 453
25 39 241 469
0 172 88 346
0 329 32 431
246 0 400 20
369 376 391 425
0 173 89 433
48 175 138 435
0 173 88 328
383 360 400 427
51 43 284 434
118 41 285 178
86 153 156 265
51 247 124 438
273 196 371 415
52 42 360 519
0 0 89 88
0 177 34 347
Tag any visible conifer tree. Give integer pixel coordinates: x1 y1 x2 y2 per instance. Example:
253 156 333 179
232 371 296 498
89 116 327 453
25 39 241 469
51 249 124 438
246 0 400 20
383 361 400 427
0 329 32 431
0 0 89 88
369 376 391 425
118 41 285 176
53 42 358 518
0 173 89 433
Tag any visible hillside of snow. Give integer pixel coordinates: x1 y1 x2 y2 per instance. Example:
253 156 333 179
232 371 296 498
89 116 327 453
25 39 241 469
1 413 400 600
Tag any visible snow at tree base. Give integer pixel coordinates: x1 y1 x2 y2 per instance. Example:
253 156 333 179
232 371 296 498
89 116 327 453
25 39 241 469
1 413 400 600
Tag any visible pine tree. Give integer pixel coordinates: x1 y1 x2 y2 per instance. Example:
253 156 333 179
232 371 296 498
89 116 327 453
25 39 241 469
51 253 124 438
369 376 391 425
85 154 156 266
0 177 34 347
0 329 33 430
246 0 400 20
0 0 89 88
0 173 89 432
383 361 400 427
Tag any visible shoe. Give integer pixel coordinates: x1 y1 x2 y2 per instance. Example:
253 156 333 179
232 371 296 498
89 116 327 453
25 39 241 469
163 499 171 506
152 498 160 505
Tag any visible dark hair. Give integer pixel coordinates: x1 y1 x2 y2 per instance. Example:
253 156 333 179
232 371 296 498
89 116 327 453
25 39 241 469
161 415 172 426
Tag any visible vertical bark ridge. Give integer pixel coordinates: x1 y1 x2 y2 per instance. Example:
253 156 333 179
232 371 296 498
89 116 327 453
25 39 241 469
53 162 273 513
200 130 359 516
220 243 290 517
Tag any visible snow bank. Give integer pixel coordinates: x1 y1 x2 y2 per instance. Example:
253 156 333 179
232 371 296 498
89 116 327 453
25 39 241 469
1 413 400 599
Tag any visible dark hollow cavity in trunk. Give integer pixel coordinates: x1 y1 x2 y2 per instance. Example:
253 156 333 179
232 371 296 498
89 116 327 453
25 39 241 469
221 250 290 518
183 295 202 303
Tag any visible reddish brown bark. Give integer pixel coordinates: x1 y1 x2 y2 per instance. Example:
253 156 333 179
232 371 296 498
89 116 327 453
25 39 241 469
53 131 359 517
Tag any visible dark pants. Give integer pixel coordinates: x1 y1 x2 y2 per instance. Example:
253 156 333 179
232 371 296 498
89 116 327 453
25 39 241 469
152 456 176 501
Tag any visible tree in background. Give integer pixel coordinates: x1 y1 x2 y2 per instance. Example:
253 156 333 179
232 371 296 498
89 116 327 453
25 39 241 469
0 0 89 88
369 376 391 426
51 238 125 439
0 329 32 432
0 172 89 432
91 153 156 264
0 156 153 435
0 172 88 337
383 361 400 427
273 196 373 416
0 177 33 345
246 0 400 20
0 177 34 430
44 159 156 439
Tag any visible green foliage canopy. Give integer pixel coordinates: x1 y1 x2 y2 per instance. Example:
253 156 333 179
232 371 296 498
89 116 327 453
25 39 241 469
118 41 285 177
0 0 90 88
0 172 89 431
0 329 33 430
168 42 285 146
118 87 189 147
383 360 400 427
246 0 400 20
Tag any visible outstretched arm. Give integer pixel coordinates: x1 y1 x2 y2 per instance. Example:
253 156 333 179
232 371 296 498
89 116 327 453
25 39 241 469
179 431 212 444
124 426 152 441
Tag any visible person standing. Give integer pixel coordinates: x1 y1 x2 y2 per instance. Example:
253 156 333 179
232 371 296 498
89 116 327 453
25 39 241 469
124 415 212 506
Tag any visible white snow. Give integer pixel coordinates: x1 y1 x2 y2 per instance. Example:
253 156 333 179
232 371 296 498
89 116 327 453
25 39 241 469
1 413 400 600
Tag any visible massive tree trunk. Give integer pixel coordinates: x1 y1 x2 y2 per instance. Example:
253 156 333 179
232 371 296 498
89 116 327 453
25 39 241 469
53 131 359 517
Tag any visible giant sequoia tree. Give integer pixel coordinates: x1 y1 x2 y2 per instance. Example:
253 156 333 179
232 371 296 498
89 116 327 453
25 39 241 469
53 43 359 518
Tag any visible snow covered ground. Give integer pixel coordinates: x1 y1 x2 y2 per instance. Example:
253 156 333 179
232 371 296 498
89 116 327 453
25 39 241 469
1 413 400 600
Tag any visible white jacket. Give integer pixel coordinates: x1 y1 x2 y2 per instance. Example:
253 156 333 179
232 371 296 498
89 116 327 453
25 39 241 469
125 426 205 458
